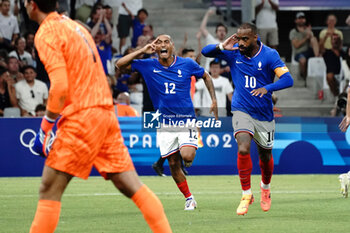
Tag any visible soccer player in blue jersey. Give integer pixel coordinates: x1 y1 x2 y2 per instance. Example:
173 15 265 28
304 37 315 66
117 34 218 210
202 23 293 215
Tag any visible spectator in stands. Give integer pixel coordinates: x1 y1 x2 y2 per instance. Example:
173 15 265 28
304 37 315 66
34 103 46 117
142 24 155 42
0 49 8 68
122 5 148 49
0 66 17 116
103 4 113 27
24 31 35 59
194 60 233 117
7 56 23 82
9 0 19 16
9 37 34 67
87 3 105 34
115 92 139 117
182 48 201 100
319 14 343 55
0 0 19 51
15 65 48 116
136 35 150 48
339 85 350 132
289 12 319 84
255 0 279 50
324 33 343 97
199 8 230 77
117 0 142 54
91 8 113 76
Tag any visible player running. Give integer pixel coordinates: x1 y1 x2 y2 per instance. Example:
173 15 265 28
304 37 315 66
202 23 293 215
116 34 218 210
26 1 171 232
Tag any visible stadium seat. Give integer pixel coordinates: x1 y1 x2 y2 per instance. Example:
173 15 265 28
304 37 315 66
307 57 328 98
3 107 21 117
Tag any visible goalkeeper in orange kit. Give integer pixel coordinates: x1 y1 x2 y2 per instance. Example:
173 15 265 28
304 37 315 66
26 0 172 232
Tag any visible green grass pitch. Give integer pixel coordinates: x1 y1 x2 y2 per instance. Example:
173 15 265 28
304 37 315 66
0 175 349 233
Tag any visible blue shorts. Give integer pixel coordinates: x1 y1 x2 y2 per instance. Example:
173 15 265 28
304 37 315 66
294 48 315 62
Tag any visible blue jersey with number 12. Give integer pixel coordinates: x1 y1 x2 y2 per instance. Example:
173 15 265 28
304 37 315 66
131 56 205 121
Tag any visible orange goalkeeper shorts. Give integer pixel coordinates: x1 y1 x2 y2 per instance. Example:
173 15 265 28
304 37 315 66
46 107 135 179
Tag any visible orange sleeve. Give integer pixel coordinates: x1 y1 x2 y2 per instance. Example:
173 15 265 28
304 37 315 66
46 67 68 113
35 35 68 114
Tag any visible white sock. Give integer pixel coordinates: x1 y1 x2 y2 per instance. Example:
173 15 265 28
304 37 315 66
242 189 252 195
261 181 270 189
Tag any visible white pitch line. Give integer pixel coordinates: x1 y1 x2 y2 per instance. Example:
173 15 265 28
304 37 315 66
0 190 338 198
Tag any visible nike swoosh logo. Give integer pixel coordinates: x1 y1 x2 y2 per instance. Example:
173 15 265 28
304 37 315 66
153 69 162 73
236 61 242 64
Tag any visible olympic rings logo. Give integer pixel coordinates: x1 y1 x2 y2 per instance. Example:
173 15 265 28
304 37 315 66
20 129 56 156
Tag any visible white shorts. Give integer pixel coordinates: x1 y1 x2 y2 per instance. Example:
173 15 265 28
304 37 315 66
157 125 198 157
232 111 275 149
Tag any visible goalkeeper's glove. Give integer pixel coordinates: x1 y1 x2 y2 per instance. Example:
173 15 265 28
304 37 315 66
33 116 56 157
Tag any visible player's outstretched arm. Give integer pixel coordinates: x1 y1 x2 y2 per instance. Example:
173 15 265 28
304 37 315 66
116 39 157 70
339 88 350 132
202 71 218 120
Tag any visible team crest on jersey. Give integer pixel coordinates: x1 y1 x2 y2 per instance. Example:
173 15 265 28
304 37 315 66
258 61 262 70
178 69 182 77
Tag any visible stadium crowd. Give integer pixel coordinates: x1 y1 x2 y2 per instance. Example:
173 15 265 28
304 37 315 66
1 0 350 117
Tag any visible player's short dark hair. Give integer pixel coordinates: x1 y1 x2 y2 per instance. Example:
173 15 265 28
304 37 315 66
35 104 46 112
215 23 228 33
239 23 257 35
22 65 36 73
209 60 220 67
103 5 112 10
137 8 148 17
32 0 57 13
182 48 195 56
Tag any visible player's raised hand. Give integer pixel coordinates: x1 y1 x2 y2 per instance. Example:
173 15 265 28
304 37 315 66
222 34 239 51
142 38 157 54
339 116 350 132
210 100 219 120
251 87 268 98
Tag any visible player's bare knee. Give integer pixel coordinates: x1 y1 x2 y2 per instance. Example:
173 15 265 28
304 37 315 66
180 147 196 162
238 146 250 155
38 181 52 195
167 158 179 168
181 151 195 163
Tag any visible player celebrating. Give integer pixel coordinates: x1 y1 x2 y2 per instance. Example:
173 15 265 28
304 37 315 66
202 23 293 215
116 35 218 210
26 1 172 232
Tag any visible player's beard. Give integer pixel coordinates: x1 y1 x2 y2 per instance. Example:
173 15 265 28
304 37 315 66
239 44 254 57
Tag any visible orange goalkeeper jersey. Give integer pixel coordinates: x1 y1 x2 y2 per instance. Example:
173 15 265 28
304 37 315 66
35 12 113 116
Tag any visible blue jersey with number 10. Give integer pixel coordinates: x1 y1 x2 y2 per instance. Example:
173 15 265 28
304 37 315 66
203 41 287 121
131 56 205 121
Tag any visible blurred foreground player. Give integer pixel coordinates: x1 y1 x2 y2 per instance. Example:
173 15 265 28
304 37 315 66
202 23 293 215
117 35 218 210
26 1 171 232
